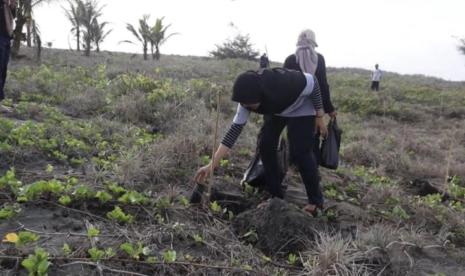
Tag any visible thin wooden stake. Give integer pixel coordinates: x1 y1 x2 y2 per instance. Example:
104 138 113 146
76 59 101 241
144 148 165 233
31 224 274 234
204 86 221 206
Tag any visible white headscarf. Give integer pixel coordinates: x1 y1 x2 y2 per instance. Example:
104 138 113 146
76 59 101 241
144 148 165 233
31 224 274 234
295 29 319 74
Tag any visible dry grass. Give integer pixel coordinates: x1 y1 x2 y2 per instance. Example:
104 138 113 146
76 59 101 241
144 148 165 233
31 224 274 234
62 87 108 117
110 90 156 124
301 232 368 276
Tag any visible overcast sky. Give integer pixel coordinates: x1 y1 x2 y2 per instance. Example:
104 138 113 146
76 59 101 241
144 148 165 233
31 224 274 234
34 0 465 81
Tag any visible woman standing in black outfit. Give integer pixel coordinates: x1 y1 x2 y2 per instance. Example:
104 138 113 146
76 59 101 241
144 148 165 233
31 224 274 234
284 29 337 165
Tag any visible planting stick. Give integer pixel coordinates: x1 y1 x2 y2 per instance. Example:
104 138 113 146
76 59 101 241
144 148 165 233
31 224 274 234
205 86 221 205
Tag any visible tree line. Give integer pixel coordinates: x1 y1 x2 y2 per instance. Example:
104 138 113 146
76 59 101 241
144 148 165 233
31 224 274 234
12 0 262 61
12 0 177 61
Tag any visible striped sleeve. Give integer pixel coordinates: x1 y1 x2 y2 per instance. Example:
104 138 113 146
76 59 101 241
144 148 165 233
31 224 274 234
310 77 323 110
221 123 245 149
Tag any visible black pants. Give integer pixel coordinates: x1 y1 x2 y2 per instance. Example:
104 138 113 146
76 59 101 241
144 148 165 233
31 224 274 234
259 115 324 206
371 81 380 91
0 35 11 101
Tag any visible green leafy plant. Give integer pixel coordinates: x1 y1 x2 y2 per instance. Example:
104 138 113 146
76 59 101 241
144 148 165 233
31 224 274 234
63 243 72 256
118 190 149 205
21 248 50 276
17 180 65 202
210 201 222 214
106 206 133 224
105 247 116 258
72 185 95 200
163 249 177 263
288 253 298 266
147 256 159 264
324 209 337 221
201 155 211 165
106 181 127 194
0 168 22 193
95 191 113 203
192 234 203 245
178 195 189 207
88 247 105 262
0 204 21 220
449 176 465 199
16 231 40 247
58 195 72 206
324 187 338 199
155 196 172 211
120 242 148 260
45 164 54 173
391 205 410 220
243 183 258 197
87 226 100 238
220 159 229 168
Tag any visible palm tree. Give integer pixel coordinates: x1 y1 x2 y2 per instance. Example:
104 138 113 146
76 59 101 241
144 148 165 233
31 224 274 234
80 0 103 56
91 19 111 52
12 0 55 58
122 15 151 60
64 0 85 52
149 17 177 60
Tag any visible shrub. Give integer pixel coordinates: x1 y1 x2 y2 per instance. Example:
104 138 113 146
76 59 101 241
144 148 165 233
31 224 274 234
210 34 259 60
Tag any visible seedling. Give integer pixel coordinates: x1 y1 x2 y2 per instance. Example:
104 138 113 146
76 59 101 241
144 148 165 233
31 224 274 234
210 201 222 214
147 256 159 264
58 195 72 206
163 249 177 263
193 234 203 245
87 226 100 238
178 195 189 207
106 206 133 224
118 190 149 205
63 243 72 256
288 253 298 266
21 248 50 276
16 231 40 247
120 242 147 260
105 247 116 258
391 205 410 220
72 185 94 200
88 247 105 261
0 168 22 193
0 204 21 220
95 191 113 203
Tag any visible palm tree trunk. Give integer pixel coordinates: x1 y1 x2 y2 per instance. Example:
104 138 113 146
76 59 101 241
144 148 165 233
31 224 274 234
26 20 32 47
143 42 147 60
151 43 155 60
76 27 80 52
155 45 160 60
85 39 91 56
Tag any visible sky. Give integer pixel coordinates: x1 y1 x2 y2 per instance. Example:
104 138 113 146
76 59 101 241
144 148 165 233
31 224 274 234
34 0 465 81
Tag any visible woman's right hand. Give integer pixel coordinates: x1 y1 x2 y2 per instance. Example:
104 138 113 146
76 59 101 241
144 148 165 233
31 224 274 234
315 117 328 138
194 164 212 184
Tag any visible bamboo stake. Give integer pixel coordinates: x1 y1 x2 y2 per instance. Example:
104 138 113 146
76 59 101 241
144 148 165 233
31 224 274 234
204 86 221 206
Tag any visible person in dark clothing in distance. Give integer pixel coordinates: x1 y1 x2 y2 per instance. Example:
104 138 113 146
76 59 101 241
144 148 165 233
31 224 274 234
194 68 327 216
259 53 270 69
284 29 336 165
0 0 16 113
